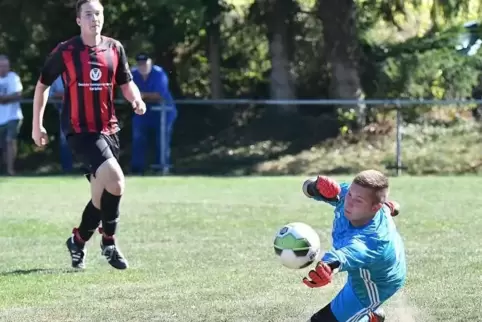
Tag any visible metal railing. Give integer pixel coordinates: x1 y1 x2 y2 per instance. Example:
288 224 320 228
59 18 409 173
37 98 175 174
24 98 481 175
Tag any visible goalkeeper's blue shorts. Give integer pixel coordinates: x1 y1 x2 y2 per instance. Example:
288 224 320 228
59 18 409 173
330 282 381 322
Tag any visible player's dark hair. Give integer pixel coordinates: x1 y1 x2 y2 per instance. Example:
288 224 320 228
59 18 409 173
76 0 100 17
353 170 389 204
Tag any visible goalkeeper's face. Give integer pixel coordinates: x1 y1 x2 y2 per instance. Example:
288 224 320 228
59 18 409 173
344 183 383 223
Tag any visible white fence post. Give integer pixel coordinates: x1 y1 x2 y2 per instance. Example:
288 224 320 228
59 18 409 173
151 104 170 174
395 101 403 176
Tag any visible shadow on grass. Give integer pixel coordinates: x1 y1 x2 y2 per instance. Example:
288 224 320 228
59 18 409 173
0 268 84 276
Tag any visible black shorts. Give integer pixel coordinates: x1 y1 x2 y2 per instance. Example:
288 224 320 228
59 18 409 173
310 303 338 322
67 132 120 176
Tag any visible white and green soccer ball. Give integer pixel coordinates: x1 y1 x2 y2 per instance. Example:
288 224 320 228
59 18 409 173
273 222 321 269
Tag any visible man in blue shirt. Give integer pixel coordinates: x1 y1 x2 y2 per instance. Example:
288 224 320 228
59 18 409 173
130 53 177 174
301 170 406 322
49 76 73 172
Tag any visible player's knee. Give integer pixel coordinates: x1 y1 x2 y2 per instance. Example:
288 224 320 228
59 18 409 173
105 170 125 196
96 158 125 195
106 178 124 196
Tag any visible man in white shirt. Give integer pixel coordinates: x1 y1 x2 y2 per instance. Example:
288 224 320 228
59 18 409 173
0 55 23 175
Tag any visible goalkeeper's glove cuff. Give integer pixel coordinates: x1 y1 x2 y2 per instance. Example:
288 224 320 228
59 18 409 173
302 177 319 198
302 176 340 202
327 260 341 271
385 201 400 217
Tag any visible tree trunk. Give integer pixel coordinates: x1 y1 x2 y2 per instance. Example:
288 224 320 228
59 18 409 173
155 49 181 98
317 0 366 128
265 0 296 114
207 20 223 99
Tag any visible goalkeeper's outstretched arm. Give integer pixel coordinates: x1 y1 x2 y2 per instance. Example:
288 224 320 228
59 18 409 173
321 239 378 272
302 176 401 216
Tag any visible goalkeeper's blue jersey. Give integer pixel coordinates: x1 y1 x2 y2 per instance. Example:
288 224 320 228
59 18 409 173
316 183 407 308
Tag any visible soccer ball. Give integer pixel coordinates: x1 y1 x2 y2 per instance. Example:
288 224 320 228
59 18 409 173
273 222 321 269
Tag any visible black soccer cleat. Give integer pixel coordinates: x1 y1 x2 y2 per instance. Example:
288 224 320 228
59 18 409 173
66 236 86 269
100 241 128 270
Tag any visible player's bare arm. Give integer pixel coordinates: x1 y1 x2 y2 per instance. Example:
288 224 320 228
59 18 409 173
120 81 146 115
112 39 145 116
32 37 64 147
31 81 51 147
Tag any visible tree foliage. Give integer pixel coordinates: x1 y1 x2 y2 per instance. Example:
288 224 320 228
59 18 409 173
0 0 481 171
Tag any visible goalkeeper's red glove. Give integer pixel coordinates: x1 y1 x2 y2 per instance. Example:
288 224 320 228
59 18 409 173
302 176 341 202
384 200 400 217
302 262 334 288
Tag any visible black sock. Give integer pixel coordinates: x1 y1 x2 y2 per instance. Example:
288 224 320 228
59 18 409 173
73 200 101 247
100 189 121 245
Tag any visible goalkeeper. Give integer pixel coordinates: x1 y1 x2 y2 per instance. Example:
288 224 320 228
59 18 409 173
301 170 406 322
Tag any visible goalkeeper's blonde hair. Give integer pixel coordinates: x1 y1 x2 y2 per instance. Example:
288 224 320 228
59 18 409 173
353 170 389 204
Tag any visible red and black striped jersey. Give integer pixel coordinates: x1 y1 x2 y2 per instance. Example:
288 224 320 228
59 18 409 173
39 35 133 135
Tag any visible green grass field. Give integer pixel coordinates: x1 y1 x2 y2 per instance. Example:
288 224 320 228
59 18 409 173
0 176 480 321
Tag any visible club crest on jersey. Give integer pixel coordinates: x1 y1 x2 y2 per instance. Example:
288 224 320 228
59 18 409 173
90 68 102 81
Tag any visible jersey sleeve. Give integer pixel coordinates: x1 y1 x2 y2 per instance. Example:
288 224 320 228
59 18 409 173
39 45 65 86
313 182 350 207
115 42 133 86
321 237 380 272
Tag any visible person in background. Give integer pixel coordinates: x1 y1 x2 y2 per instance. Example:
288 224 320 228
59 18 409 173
130 53 177 174
49 76 73 172
0 55 23 176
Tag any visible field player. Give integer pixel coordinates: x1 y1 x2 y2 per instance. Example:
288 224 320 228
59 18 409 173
301 170 406 322
31 0 146 270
